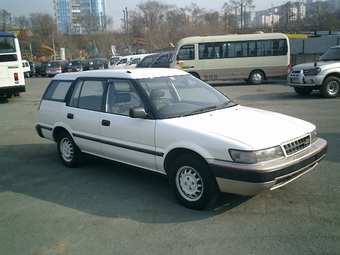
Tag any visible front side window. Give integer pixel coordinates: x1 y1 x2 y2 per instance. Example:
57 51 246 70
106 81 142 116
70 79 105 111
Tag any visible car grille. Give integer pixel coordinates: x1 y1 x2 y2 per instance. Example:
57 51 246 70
291 69 308 76
283 135 310 155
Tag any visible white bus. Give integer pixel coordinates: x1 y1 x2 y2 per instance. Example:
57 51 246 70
169 33 290 84
0 32 25 98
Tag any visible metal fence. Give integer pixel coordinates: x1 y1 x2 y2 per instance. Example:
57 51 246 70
290 36 340 66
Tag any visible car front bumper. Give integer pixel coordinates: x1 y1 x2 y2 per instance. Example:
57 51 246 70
287 70 324 87
208 138 327 196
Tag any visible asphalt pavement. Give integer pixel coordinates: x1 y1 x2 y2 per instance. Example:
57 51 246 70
0 77 339 255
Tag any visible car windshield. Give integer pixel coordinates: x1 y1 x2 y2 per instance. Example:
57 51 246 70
70 60 82 65
91 59 104 65
48 62 61 67
136 74 235 118
319 48 340 61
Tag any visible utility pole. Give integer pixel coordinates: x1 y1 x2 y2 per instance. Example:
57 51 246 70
234 6 238 30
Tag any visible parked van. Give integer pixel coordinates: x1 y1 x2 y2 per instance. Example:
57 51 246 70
22 60 30 77
111 55 135 69
108 56 121 69
46 60 69 77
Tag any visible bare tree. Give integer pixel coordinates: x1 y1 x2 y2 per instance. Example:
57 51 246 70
279 2 296 28
0 9 12 31
227 0 255 30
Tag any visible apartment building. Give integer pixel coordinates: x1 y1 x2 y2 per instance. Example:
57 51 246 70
54 0 107 35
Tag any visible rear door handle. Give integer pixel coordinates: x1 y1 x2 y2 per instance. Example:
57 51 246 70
102 119 110 126
67 113 74 119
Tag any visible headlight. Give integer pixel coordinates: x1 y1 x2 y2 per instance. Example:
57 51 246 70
310 128 318 144
229 146 284 164
307 67 321 75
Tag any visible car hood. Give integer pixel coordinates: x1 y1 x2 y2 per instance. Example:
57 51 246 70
292 61 339 70
166 105 315 149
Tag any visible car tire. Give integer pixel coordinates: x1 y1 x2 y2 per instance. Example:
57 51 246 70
294 87 313 96
57 131 84 167
169 153 220 210
247 70 264 85
320 76 340 98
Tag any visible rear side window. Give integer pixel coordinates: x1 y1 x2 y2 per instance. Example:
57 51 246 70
43 80 73 101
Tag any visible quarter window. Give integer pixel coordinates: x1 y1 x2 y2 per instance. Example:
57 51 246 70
43 80 73 101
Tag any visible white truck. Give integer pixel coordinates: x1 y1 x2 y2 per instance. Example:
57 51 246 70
287 45 340 98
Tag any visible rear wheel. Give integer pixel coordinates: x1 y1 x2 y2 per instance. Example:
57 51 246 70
320 76 340 98
168 153 219 210
57 132 84 167
247 70 264 85
294 87 313 96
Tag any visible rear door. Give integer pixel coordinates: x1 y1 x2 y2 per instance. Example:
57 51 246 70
64 78 106 156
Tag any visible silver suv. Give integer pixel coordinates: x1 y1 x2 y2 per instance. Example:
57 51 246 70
287 45 340 98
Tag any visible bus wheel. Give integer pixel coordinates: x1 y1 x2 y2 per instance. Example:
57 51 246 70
248 70 264 85
189 72 200 79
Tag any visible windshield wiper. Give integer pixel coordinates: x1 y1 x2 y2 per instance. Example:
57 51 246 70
181 105 217 117
216 101 236 110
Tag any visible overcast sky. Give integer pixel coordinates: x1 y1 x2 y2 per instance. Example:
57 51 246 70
1 0 285 29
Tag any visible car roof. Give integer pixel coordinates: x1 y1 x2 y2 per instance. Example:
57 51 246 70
52 68 188 80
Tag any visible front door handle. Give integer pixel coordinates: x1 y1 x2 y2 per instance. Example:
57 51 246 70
102 119 110 126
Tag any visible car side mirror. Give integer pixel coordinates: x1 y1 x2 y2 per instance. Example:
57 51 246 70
129 107 147 118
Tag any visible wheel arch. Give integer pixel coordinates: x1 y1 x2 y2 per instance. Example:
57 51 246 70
164 148 209 175
323 72 340 81
53 126 71 142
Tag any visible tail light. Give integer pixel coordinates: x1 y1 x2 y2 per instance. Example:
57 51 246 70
14 73 19 81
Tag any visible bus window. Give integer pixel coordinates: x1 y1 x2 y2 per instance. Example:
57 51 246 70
177 44 194 60
248 41 256 56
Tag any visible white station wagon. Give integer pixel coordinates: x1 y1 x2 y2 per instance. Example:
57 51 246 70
36 68 327 209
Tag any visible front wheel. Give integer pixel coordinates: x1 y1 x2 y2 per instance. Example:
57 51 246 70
247 70 264 85
168 154 220 210
294 87 313 96
57 132 84 167
320 76 340 98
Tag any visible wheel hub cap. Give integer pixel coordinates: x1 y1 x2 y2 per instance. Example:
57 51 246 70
177 167 203 201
